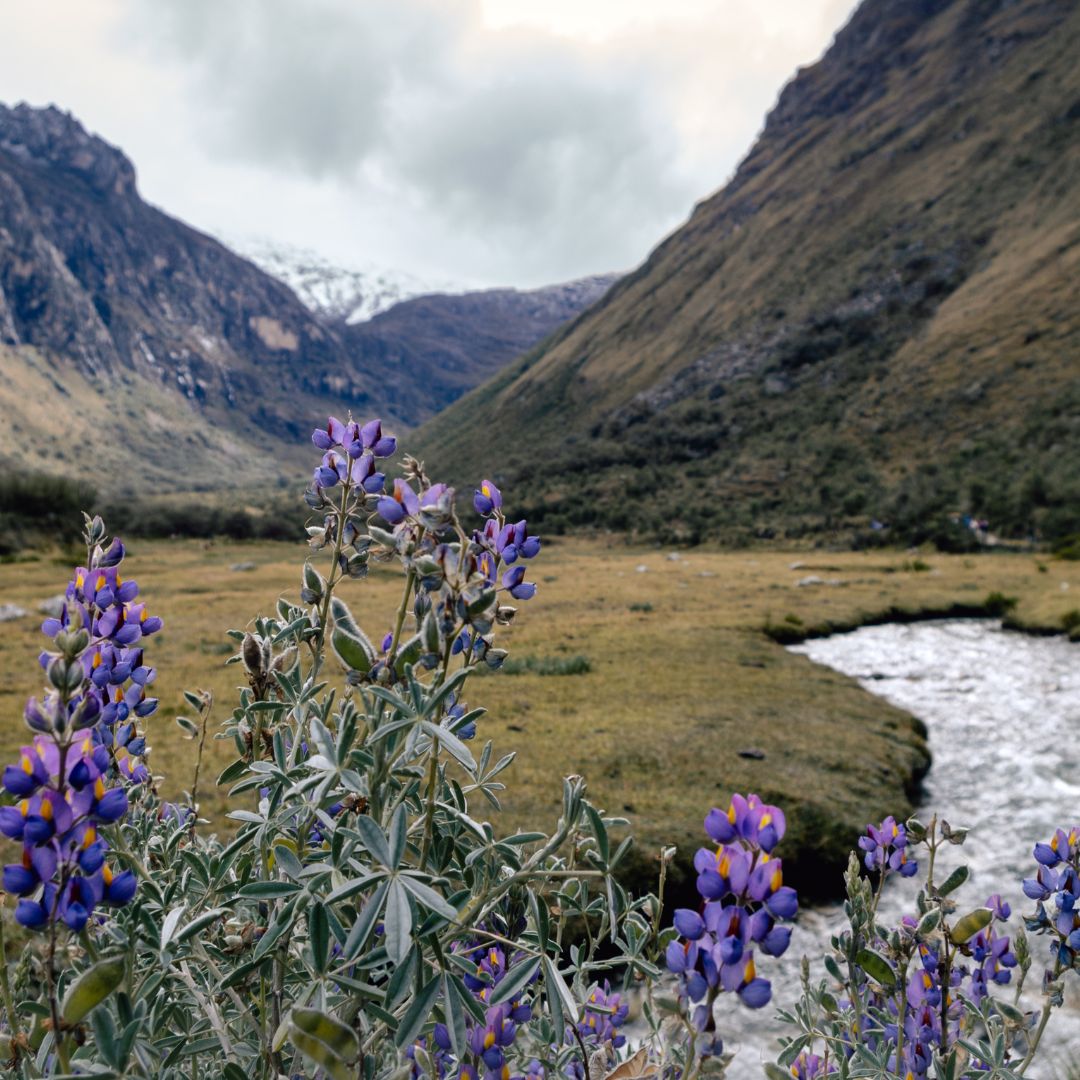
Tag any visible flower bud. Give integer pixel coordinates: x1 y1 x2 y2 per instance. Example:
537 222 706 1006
55 628 90 661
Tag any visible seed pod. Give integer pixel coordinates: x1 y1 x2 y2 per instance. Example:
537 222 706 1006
271 647 298 674
950 907 992 945
242 634 264 676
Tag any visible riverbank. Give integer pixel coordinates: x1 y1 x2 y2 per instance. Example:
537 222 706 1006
0 541 1075 901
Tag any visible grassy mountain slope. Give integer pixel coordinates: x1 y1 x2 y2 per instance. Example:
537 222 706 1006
417 0 1080 544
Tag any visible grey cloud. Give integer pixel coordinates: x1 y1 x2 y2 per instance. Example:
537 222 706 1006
126 0 699 280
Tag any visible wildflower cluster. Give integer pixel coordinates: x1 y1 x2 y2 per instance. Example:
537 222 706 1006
1023 826 1080 978
777 816 1042 1079
1 728 135 930
404 910 629 1080
858 815 917 878
1 517 156 937
666 795 799 1061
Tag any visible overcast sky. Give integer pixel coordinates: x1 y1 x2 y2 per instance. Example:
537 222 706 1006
0 0 857 287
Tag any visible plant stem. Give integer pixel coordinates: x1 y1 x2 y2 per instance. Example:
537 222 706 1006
0 907 20 1041
1018 957 1064 1073
189 691 213 824
386 568 417 671
46 918 70 1071
418 743 440 867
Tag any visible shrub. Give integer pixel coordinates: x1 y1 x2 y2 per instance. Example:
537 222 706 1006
493 654 592 677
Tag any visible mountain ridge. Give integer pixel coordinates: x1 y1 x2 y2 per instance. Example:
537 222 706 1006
0 102 617 490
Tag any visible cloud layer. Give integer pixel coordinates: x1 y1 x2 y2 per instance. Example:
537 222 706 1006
0 0 856 285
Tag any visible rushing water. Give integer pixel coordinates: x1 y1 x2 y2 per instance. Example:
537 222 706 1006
713 620 1080 1077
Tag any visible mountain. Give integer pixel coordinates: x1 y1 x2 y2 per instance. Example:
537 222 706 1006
226 236 460 325
0 102 374 491
340 276 619 425
235 237 619 425
0 102 618 491
417 0 1080 546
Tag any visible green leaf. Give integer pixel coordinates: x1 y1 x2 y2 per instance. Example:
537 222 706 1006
419 720 476 771
937 865 969 896
528 890 550 950
443 975 468 1059
584 804 609 864
354 814 393 868
159 905 186 951
388 804 408 868
855 948 896 988
238 881 302 899
90 1007 119 1068
309 902 330 974
399 875 458 921
61 956 125 1024
274 843 305 881
384 879 413 965
542 955 578 1030
394 974 442 1048
995 999 1027 1025
950 907 992 945
488 957 541 1006
253 899 300 961
216 759 249 786
175 907 229 944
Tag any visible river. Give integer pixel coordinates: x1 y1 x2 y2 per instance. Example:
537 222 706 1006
715 619 1080 1077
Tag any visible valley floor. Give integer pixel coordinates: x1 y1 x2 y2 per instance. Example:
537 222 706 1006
0 541 1076 900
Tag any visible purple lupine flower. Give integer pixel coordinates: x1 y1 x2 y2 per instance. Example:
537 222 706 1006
705 794 786 853
578 983 629 1048
668 797 798 1034
790 1052 832 1079
360 418 396 458
501 565 536 601
1 731 136 932
377 479 420 525
474 480 502 516
467 1003 517 1071
496 521 540 564
859 816 917 877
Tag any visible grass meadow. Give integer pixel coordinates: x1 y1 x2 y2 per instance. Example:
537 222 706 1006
1 539 1077 898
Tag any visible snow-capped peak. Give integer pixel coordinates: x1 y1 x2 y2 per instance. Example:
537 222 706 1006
224 235 463 324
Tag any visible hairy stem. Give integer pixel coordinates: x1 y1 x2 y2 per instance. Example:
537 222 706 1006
1018 956 1064 1074
189 691 214 823
0 903 21 1042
